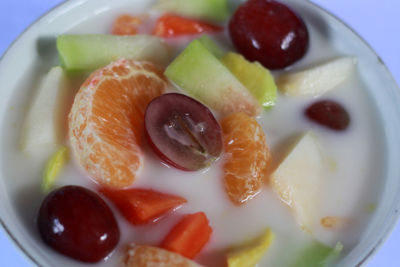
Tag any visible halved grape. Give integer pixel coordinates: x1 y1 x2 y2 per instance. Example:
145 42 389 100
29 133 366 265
305 100 350 131
229 0 309 69
37 186 120 263
145 93 223 171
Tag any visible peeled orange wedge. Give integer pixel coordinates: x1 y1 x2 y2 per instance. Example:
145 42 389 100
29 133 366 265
123 244 203 267
221 112 271 204
69 59 168 188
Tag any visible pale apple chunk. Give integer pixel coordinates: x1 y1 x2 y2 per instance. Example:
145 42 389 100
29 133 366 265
20 66 69 152
277 57 357 96
270 132 324 232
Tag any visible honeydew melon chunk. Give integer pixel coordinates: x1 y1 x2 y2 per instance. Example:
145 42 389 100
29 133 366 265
290 241 343 267
277 57 357 96
20 66 69 153
155 0 229 22
198 35 225 58
57 34 170 71
42 146 69 194
270 132 324 232
221 52 277 108
227 228 274 267
165 39 261 116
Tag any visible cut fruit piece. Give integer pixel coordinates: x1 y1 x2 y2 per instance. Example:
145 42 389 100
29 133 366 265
305 100 350 131
227 228 274 267
277 57 357 96
290 241 343 267
270 132 324 232
161 212 212 259
198 35 225 58
145 93 223 171
20 66 70 152
100 188 187 225
111 15 143 35
153 14 223 38
221 112 271 205
165 39 260 116
155 0 228 22
68 59 168 188
221 52 277 109
123 244 203 267
57 34 170 71
229 0 309 70
41 146 69 194
38 186 120 263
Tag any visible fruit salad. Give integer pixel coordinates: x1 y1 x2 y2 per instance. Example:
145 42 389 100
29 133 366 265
9 0 385 266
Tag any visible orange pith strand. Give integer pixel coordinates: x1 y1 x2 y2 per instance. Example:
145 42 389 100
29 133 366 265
221 112 271 205
69 58 168 188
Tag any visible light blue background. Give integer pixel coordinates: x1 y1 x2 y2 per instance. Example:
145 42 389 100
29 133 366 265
0 0 399 266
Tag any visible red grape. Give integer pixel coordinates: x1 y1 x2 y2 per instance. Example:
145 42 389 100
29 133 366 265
145 93 223 171
305 100 350 131
37 186 120 263
229 0 309 69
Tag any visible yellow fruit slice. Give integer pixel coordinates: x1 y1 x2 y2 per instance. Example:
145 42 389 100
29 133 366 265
221 52 277 108
227 228 274 267
42 146 69 193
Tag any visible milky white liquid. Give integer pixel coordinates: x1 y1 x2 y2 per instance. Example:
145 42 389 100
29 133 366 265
0 1 385 267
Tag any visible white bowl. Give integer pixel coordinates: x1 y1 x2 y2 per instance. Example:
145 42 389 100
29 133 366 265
1 0 400 266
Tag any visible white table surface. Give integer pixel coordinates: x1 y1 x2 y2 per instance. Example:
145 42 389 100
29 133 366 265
0 0 399 266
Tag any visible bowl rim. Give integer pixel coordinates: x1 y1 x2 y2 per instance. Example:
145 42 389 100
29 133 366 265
0 0 400 266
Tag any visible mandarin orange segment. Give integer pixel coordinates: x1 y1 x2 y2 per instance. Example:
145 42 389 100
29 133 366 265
123 244 203 267
112 15 143 35
69 59 168 188
221 112 271 205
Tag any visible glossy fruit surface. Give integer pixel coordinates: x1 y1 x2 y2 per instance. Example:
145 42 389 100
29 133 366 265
229 0 309 69
145 93 223 171
221 112 271 205
37 186 120 262
305 100 350 131
100 188 187 225
69 59 167 188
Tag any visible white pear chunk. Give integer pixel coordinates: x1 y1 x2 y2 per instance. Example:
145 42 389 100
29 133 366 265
270 132 324 232
20 66 69 153
277 57 357 96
